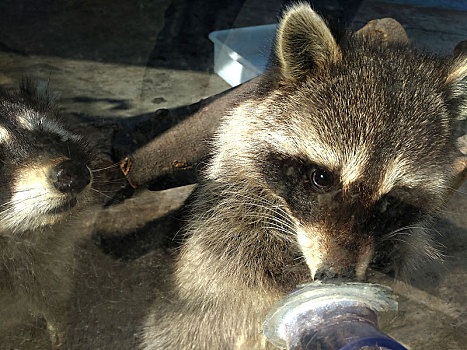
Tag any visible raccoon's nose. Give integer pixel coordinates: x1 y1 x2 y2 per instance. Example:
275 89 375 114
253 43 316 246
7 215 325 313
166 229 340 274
51 160 91 194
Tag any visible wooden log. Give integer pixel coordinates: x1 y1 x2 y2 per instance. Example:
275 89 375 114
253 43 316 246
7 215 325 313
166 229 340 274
120 76 261 189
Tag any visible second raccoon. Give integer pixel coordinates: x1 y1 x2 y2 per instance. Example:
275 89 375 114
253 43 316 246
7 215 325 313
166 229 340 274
0 82 96 347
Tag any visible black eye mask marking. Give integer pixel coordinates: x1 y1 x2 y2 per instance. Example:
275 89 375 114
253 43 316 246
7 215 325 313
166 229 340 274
259 152 339 221
262 152 337 192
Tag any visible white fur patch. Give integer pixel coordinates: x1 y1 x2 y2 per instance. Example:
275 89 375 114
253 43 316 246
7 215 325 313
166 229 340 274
0 125 11 144
297 226 324 280
355 244 373 280
0 164 66 232
42 118 82 142
380 155 449 199
341 151 369 188
298 224 374 280
16 109 82 142
210 94 344 180
16 110 37 130
379 156 406 196
300 136 340 171
446 56 467 86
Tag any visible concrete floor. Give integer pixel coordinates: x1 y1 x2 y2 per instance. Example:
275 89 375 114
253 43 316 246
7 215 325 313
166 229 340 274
0 0 466 349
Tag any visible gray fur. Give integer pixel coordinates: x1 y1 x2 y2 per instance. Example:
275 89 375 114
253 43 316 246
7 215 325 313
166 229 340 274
0 82 95 347
142 3 466 349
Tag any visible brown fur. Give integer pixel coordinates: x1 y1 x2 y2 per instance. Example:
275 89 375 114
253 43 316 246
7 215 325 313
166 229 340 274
142 3 467 349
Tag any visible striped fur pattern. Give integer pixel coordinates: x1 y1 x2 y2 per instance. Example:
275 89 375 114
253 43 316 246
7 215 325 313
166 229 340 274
142 3 467 349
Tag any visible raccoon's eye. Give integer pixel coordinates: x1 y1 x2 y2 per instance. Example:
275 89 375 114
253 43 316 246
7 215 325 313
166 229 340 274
310 167 334 190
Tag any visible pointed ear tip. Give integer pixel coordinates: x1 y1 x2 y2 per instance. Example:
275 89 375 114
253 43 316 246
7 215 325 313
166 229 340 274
280 2 317 24
283 2 313 14
446 58 467 85
275 2 340 80
454 40 467 57
453 158 467 189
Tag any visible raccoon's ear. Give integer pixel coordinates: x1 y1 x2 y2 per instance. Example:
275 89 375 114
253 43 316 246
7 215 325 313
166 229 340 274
445 55 467 128
446 54 467 189
446 55 467 92
275 3 341 81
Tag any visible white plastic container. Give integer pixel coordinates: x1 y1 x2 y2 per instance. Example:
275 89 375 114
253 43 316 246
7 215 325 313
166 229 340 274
208 24 277 87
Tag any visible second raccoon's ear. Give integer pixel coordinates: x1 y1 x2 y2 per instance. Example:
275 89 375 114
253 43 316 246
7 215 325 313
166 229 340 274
446 55 467 90
446 54 467 189
275 3 341 81
445 55 467 128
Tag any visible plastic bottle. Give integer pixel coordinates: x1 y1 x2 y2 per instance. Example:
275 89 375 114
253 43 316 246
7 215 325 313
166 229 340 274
263 282 407 350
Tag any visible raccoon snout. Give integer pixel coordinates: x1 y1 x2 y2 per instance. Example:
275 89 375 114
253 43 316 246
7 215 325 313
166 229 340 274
51 159 91 194
314 264 357 281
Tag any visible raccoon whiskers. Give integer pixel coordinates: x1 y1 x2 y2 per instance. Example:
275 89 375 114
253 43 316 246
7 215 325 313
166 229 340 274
382 225 443 252
91 178 126 184
241 208 298 240
241 202 295 227
90 162 120 173
400 239 445 278
379 225 430 242
90 189 120 193
89 187 114 200
0 193 43 212
0 193 59 228
218 191 300 244
260 225 297 244
375 223 445 279
221 190 296 226
403 227 444 262
88 183 122 191
242 211 295 230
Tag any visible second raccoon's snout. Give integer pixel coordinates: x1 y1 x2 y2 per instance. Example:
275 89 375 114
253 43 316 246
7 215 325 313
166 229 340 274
50 159 91 194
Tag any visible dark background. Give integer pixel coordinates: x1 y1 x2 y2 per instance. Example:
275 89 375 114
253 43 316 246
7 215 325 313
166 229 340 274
0 1 368 70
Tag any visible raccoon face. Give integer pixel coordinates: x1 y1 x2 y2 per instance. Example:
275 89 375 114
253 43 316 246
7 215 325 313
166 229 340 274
0 89 93 234
210 4 467 280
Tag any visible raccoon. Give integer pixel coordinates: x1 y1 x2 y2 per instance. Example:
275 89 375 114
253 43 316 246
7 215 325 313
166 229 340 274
0 81 95 347
142 3 467 350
